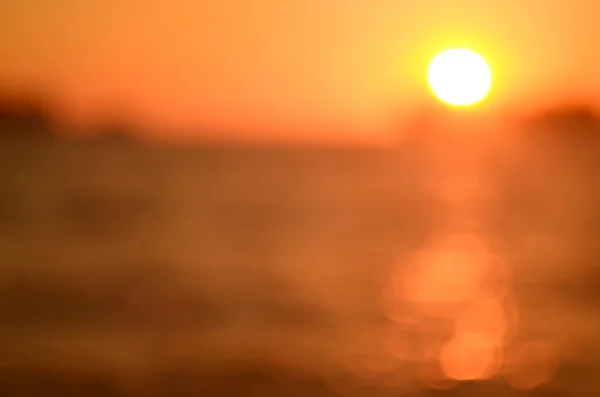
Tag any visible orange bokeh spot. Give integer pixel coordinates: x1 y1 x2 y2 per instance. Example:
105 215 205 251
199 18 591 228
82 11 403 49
382 230 522 388
402 234 491 316
440 333 503 381
505 340 559 389
453 297 508 343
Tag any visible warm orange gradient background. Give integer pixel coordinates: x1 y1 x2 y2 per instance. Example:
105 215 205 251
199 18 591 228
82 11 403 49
1 0 598 138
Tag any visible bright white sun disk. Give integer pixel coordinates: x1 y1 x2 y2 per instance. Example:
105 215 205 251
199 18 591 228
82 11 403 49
427 48 492 107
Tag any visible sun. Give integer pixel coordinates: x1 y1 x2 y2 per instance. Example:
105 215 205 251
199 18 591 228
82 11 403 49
427 48 492 107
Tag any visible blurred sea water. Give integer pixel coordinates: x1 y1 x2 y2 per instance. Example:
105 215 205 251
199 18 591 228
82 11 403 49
0 130 599 396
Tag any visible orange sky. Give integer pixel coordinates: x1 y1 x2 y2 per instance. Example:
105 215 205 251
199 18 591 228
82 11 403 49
1 0 599 140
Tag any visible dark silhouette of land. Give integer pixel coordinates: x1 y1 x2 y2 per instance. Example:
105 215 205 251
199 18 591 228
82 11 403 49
0 92 137 143
0 93 53 137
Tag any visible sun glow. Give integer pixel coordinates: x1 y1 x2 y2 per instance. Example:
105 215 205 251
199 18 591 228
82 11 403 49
427 48 492 107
